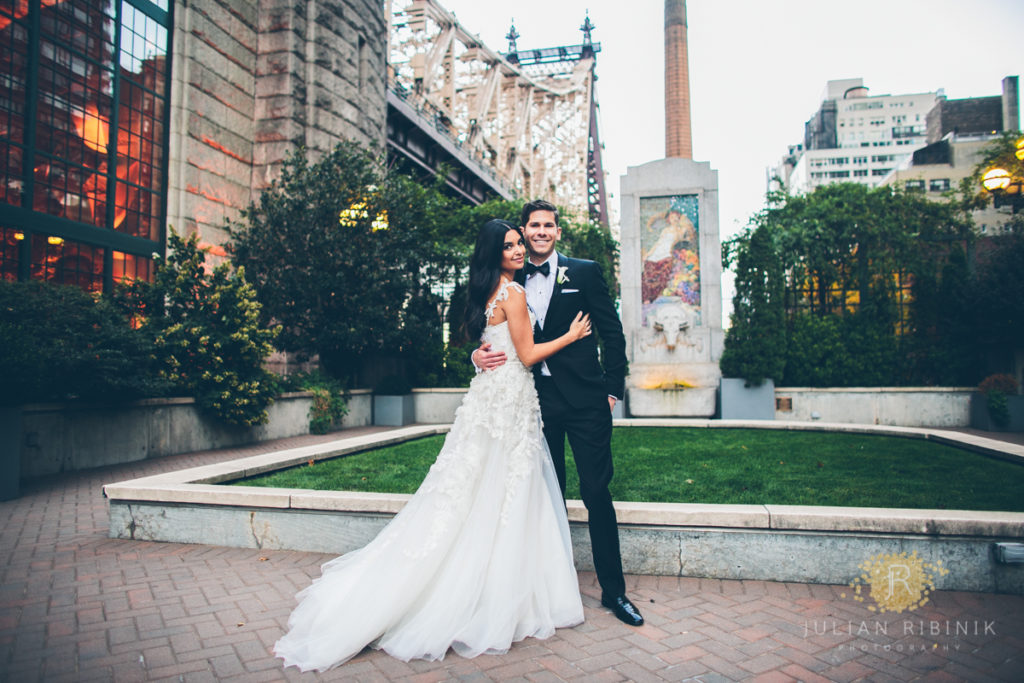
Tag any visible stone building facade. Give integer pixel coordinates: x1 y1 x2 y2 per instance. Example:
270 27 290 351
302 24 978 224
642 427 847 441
167 0 387 255
0 0 386 291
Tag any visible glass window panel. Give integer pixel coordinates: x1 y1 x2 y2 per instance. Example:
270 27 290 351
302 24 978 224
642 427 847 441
32 156 108 227
1 140 23 206
1 225 23 281
32 233 104 291
2 0 170 291
0 22 29 158
112 249 152 283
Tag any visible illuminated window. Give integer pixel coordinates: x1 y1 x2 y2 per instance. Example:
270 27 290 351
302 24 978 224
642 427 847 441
0 0 171 291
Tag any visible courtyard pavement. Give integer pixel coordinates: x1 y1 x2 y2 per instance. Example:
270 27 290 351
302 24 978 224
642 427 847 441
2 427 1023 682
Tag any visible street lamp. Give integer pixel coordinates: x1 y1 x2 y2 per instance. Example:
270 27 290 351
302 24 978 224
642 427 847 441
980 136 1024 213
982 167 1012 192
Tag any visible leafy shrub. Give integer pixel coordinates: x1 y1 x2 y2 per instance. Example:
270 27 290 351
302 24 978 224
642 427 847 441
291 371 349 434
0 279 168 405
130 230 281 426
978 373 1019 395
720 222 785 384
978 373 1020 428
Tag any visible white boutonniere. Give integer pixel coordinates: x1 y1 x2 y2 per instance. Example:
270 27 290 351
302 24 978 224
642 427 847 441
556 266 569 285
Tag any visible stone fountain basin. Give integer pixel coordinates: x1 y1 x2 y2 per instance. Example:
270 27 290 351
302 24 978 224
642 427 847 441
103 420 1024 594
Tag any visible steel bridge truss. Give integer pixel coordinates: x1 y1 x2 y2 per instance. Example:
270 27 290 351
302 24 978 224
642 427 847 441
388 0 608 224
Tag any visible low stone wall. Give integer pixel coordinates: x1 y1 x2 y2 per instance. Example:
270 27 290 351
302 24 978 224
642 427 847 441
412 388 467 423
413 387 977 428
19 389 372 478
774 387 973 427
103 423 1024 593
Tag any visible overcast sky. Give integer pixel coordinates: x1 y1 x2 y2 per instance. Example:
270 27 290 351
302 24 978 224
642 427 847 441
437 0 1023 240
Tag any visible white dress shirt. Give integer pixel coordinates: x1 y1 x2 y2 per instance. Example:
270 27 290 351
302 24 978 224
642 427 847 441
525 253 558 376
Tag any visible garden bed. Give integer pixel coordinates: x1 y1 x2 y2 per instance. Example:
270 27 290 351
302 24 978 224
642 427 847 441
235 426 1024 512
103 421 1024 593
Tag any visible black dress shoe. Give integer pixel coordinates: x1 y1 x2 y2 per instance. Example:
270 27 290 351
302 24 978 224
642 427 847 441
601 594 644 626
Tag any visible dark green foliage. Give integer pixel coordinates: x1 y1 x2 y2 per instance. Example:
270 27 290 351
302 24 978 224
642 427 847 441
723 181 980 387
131 230 281 426
782 314 848 386
558 215 620 300
291 371 349 434
969 233 1024 357
228 143 468 386
0 280 168 405
978 373 1020 428
720 221 785 384
228 142 619 388
905 244 978 385
783 311 900 387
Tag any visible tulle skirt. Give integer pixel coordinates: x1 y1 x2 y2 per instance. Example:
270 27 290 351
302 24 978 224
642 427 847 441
274 363 584 671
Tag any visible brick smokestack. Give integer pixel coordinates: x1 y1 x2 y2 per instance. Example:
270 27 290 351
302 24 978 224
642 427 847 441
665 0 692 158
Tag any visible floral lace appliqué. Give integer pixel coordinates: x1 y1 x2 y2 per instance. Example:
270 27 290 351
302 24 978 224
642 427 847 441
484 279 525 322
404 295 545 549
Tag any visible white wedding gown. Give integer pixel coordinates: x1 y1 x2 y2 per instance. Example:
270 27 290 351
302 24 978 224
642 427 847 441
274 282 584 672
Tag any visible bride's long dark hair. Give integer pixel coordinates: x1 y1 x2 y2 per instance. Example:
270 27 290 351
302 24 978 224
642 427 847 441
463 218 522 342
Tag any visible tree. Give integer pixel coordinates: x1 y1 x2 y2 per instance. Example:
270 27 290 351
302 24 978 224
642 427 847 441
969 233 1024 375
228 142 465 384
722 182 971 387
132 230 280 426
973 130 1024 234
719 219 785 384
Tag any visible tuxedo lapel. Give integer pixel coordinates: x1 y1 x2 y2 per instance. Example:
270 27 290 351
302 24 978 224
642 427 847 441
545 253 568 326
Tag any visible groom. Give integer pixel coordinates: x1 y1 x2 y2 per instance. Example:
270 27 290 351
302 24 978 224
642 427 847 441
473 199 643 627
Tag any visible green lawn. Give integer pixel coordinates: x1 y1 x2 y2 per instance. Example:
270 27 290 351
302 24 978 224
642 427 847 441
234 427 1024 512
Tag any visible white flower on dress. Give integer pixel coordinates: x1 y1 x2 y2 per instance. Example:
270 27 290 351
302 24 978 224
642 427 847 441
556 266 569 285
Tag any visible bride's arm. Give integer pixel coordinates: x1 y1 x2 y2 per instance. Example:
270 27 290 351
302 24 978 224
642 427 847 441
503 287 590 367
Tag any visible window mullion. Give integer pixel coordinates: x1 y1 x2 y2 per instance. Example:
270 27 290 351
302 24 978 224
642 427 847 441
104 0 124 237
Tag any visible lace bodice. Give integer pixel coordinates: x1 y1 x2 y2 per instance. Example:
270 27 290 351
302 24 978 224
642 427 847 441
481 278 534 369
484 278 526 323
397 279 544 537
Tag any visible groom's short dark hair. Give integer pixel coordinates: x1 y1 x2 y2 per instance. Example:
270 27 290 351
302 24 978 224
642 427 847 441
520 199 559 227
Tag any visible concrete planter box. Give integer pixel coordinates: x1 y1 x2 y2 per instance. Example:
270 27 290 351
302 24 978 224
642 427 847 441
970 393 1024 432
719 378 775 420
103 422 1024 594
373 394 414 426
1 407 21 500
773 387 973 427
412 388 467 423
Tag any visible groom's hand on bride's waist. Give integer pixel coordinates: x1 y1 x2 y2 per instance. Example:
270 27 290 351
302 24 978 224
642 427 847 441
472 343 507 372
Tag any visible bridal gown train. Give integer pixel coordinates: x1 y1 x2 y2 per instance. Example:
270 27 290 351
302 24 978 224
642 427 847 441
274 282 584 672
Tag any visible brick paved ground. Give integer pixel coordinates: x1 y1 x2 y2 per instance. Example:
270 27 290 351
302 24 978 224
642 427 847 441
2 429 1023 682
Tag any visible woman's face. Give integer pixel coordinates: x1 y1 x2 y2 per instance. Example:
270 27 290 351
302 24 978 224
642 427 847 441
499 229 526 273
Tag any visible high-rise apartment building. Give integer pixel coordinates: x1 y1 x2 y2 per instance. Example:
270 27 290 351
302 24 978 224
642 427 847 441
881 76 1020 235
774 79 939 194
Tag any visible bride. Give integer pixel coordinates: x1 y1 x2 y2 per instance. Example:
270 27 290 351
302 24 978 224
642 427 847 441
274 218 591 671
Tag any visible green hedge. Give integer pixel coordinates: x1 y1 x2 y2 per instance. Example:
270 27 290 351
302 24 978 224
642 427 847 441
0 280 168 405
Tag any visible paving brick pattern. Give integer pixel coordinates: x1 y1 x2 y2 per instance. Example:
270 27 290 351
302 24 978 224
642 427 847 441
2 429 1023 682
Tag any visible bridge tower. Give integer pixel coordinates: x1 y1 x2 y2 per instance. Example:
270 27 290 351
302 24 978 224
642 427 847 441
387 0 608 224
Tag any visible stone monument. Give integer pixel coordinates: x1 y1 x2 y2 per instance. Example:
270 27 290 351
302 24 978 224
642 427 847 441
619 0 723 416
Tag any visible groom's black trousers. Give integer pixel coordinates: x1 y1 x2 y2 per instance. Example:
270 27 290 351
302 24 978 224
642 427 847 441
535 376 626 599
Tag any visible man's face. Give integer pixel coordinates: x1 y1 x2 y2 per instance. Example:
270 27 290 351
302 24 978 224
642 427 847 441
522 209 561 262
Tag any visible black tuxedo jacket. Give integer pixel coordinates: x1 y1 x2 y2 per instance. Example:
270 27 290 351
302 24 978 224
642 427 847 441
517 252 626 409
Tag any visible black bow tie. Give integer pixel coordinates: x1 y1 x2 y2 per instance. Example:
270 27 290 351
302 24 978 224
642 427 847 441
525 261 550 277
